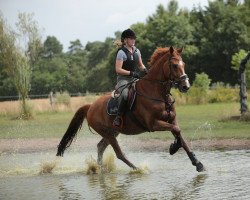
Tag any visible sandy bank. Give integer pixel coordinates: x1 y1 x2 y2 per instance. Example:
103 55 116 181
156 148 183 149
0 137 250 154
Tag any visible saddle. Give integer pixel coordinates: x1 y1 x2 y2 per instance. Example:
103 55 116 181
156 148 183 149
107 84 136 116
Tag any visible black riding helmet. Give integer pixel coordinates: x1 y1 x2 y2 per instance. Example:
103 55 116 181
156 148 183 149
121 29 136 42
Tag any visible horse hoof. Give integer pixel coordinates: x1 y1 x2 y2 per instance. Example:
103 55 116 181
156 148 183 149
196 162 206 172
169 142 181 155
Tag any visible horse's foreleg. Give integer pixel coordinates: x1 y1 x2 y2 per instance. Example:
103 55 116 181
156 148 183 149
169 119 182 155
173 131 205 172
152 120 179 132
108 135 137 170
97 138 109 165
153 120 205 172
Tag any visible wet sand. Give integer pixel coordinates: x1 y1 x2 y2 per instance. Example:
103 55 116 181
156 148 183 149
0 137 250 154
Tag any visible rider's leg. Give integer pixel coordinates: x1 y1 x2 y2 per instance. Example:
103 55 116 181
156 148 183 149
113 93 127 128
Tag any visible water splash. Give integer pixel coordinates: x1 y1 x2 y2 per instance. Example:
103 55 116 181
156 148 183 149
102 148 116 173
39 158 60 174
85 155 100 174
84 149 117 174
129 162 150 175
190 121 215 150
192 121 214 139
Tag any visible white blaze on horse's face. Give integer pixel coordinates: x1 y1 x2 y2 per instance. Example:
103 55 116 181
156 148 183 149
171 57 190 93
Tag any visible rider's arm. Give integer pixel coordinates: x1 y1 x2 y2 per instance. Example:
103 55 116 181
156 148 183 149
115 59 130 76
115 50 131 76
136 49 146 71
138 56 146 71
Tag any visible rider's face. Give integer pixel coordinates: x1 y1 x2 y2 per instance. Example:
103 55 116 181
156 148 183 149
125 37 135 47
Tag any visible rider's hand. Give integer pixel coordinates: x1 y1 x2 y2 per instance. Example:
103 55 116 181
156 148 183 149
130 71 140 78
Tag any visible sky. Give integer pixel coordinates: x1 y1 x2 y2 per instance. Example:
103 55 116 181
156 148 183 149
0 0 209 51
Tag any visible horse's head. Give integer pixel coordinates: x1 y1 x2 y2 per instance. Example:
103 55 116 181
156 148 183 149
166 46 190 93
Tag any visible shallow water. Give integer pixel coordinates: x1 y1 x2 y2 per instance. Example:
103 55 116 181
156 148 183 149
0 149 250 200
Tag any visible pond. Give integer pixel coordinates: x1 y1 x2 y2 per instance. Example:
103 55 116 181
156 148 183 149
0 149 249 200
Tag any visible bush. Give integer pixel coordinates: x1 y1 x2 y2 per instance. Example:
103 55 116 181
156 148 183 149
187 87 207 104
55 91 71 106
171 83 242 105
186 73 211 104
192 72 211 90
208 82 239 103
18 99 35 119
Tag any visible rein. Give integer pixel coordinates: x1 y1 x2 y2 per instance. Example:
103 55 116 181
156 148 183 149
136 77 174 104
135 89 175 106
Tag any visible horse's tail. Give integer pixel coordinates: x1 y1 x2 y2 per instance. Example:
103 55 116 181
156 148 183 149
56 104 91 156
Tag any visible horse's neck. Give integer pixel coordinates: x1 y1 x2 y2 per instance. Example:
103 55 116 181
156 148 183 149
137 65 171 98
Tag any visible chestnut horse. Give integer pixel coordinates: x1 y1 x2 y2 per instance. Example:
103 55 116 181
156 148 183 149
56 46 205 172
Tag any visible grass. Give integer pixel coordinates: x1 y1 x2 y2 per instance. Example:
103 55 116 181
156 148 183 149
0 97 249 140
0 111 97 139
137 102 250 140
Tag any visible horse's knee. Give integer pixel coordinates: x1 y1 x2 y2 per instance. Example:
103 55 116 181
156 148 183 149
172 125 181 135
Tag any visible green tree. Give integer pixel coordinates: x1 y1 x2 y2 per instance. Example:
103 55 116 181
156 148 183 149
83 38 114 92
31 56 68 94
16 13 43 67
68 39 84 54
191 0 249 84
43 36 63 58
65 40 87 93
0 13 42 118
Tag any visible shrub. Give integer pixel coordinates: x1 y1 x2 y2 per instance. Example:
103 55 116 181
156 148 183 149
55 91 71 106
192 72 211 90
18 99 35 119
187 87 207 104
208 82 239 103
186 73 211 104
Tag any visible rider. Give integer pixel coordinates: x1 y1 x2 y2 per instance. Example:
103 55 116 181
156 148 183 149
113 28 148 128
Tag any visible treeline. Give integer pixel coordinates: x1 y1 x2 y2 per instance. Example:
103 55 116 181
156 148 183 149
0 0 249 97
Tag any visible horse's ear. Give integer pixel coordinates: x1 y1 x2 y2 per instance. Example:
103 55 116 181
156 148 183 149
170 46 174 55
177 47 184 54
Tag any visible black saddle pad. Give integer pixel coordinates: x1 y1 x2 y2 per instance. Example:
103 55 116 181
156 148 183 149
107 86 137 116
107 98 119 116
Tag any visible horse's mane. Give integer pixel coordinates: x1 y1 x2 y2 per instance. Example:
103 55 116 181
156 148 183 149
148 47 169 67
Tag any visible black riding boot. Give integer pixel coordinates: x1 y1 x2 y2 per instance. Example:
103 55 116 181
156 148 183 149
113 98 127 128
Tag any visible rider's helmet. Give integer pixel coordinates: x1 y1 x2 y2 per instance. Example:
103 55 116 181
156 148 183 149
121 29 136 42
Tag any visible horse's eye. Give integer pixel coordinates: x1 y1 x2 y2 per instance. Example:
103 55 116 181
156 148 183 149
172 64 178 69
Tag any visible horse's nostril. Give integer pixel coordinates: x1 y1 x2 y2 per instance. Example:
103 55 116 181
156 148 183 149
182 85 189 91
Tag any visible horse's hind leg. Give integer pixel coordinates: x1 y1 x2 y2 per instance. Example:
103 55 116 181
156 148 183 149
107 135 137 170
97 138 109 165
96 128 136 170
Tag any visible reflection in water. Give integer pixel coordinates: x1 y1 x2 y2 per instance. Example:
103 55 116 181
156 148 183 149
92 173 129 200
0 150 250 200
58 179 82 200
171 174 208 200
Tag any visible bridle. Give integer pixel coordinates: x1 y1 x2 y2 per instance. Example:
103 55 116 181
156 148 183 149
140 55 189 91
134 55 184 105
